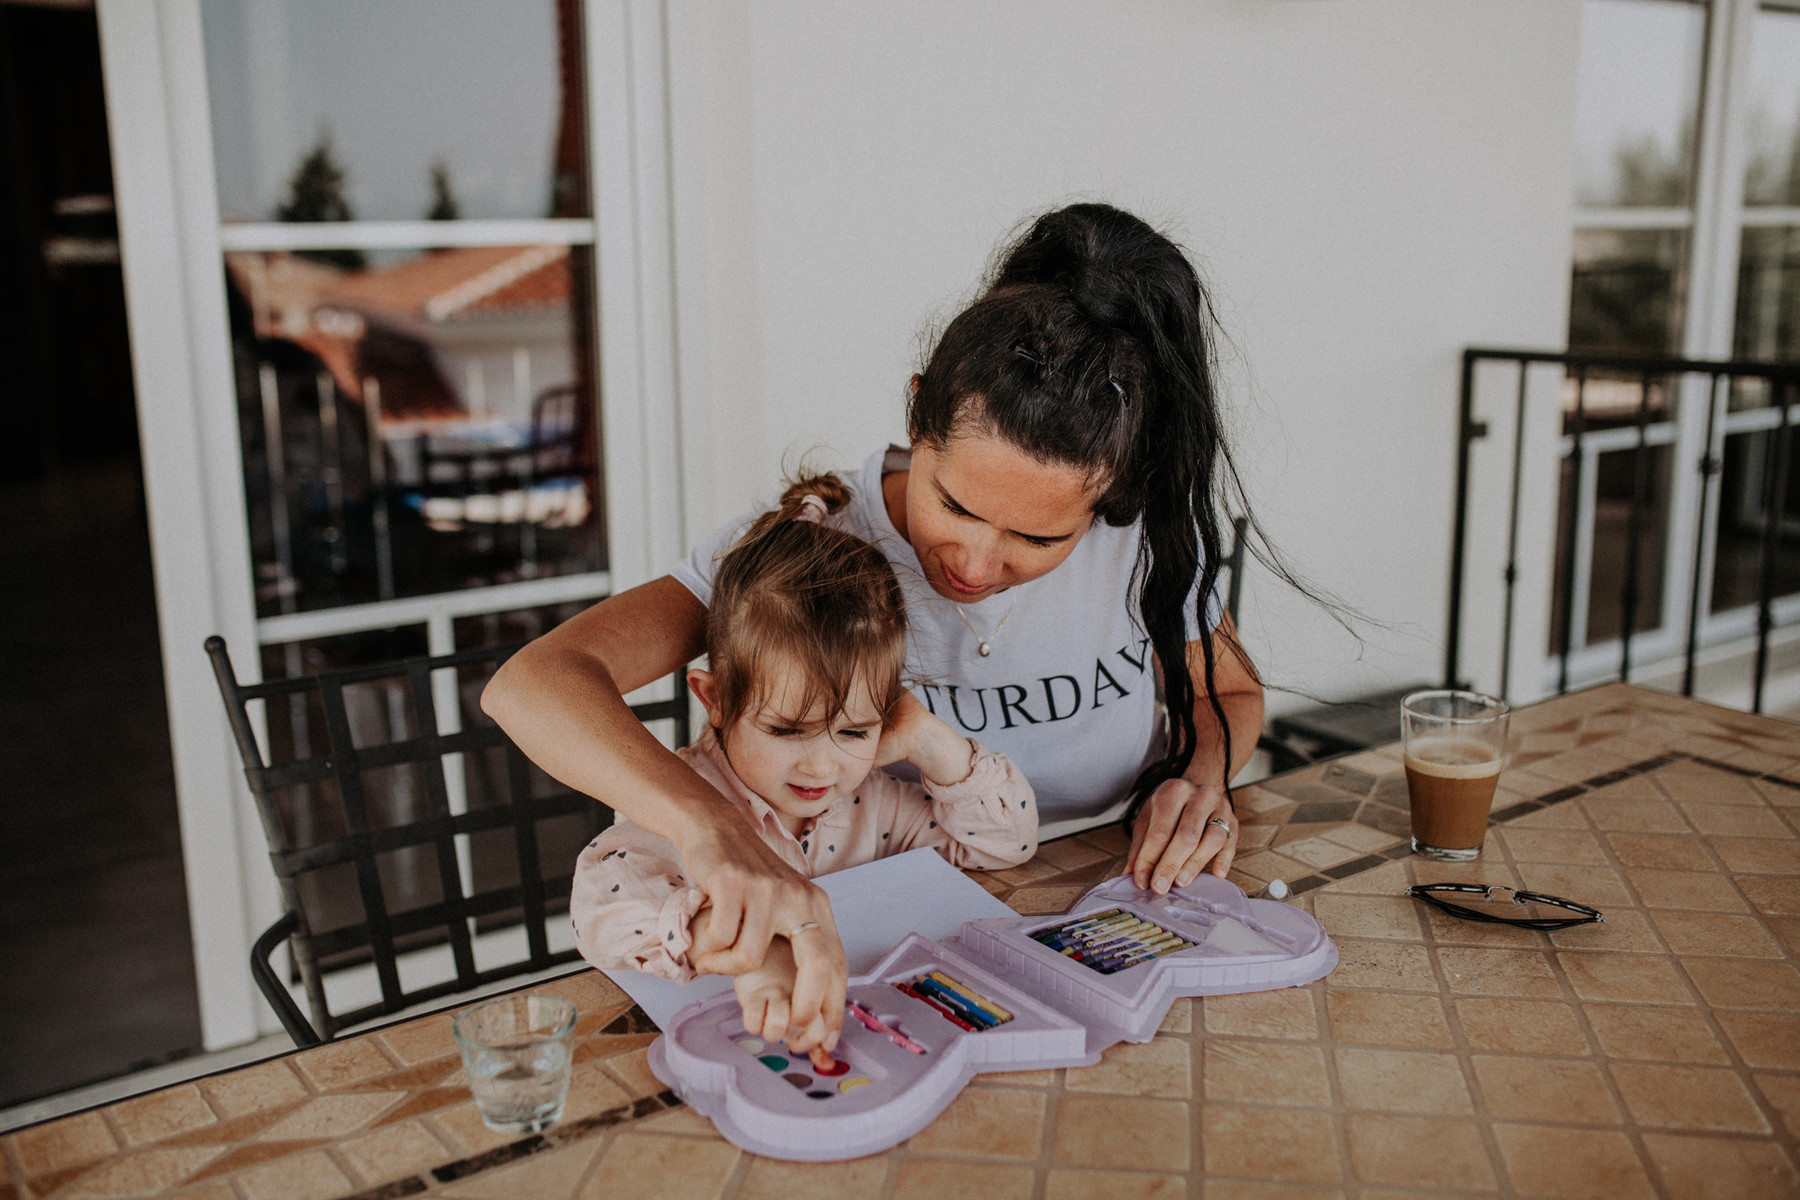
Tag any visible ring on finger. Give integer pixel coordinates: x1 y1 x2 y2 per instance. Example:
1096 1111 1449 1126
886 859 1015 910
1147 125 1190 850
1208 817 1233 837
788 921 821 939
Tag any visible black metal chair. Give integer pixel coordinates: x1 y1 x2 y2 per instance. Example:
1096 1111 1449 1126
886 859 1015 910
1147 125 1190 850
206 635 688 1046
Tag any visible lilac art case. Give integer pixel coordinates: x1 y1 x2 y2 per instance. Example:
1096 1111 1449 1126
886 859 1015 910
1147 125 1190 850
646 874 1338 1161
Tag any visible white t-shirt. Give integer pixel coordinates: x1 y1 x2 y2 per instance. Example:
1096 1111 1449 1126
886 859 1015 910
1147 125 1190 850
670 446 1218 838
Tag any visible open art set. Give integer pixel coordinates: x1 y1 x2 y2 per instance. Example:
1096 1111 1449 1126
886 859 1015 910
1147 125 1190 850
647 873 1338 1160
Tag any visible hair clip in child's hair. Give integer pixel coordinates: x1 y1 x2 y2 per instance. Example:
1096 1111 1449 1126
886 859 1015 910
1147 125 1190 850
793 494 828 525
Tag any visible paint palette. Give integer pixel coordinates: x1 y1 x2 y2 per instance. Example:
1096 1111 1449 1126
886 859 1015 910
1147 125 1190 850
648 873 1336 1161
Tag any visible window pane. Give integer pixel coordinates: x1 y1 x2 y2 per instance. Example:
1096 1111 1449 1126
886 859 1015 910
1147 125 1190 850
1710 426 1800 614
1734 225 1800 363
201 0 587 223
1569 228 1691 355
229 245 605 617
1576 0 1708 207
1744 6 1800 206
1547 444 1674 653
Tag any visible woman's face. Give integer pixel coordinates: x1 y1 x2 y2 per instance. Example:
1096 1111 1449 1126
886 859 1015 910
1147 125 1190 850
904 432 1101 603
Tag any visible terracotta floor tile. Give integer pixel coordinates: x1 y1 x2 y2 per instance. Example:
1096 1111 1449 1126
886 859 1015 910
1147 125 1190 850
1491 1123 1655 1200
1641 1132 1800 1200
894 1159 1036 1200
1625 868 1750 912
1498 828 1609 865
1066 1036 1191 1099
1558 952 1693 1005
235 1148 354 1200
1582 1005 1728 1064
1010 884 1089 914
1204 1041 1332 1107
337 1119 449 1186
436 1139 602 1199
1650 911 1784 958
1513 863 1634 908
1421 906 1547 950
183 1139 322 1183
1052 1096 1190 1172
1281 836 1362 870
1682 957 1800 1009
1343 1114 1497 1191
1312 894 1423 942
1436 947 1562 998
1158 998 1193 1034
1509 802 1593 831
1753 1072 1800 1139
1579 796 1688 833
9 1110 117 1175
1471 1056 1620 1123
1710 836 1800 874
1740 875 1800 916
429 1101 520 1156
1328 991 1454 1050
1037 837 1113 870
1317 858 1410 896
107 1083 217 1147
1610 1063 1770 1133
737 1154 889 1200
1202 1105 1341 1184
1202 988 1321 1040
1334 1048 1471 1114
1232 851 1314 886
1547 908 1663 955
256 1093 400 1142
376 1015 460 1066
1322 822 1401 854
293 1038 396 1091
1043 1167 1187 1200
1409 859 1517 890
1605 832 1696 870
907 1085 1046 1159
1205 1184 1349 1200
1454 998 1589 1056
201 1060 311 1119
1683 803 1790 839
580 1132 740 1200
1325 939 1437 993
1714 1011 1800 1068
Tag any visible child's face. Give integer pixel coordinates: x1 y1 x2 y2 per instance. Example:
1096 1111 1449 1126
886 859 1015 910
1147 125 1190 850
693 657 886 833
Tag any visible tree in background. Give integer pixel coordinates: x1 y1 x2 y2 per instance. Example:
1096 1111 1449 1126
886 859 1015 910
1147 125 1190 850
426 159 460 222
274 132 364 270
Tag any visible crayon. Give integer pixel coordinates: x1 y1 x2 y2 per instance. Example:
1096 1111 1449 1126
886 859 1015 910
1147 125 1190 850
1038 909 1133 939
1047 917 1158 953
1034 912 1136 947
1100 936 1194 971
894 982 978 1031
912 978 996 1027
847 1000 927 1052
927 971 1013 1023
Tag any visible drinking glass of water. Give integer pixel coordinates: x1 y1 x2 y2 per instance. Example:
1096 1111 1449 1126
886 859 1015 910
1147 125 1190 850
453 993 578 1134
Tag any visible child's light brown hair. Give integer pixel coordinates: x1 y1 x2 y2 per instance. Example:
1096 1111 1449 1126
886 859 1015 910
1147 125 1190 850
705 472 908 739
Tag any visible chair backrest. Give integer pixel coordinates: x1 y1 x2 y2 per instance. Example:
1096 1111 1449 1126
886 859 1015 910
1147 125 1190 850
205 635 689 1044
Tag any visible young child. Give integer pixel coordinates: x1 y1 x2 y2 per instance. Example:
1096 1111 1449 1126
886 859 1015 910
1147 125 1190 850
569 473 1039 1056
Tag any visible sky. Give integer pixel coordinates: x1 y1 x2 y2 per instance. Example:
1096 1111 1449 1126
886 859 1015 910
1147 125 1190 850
202 0 568 224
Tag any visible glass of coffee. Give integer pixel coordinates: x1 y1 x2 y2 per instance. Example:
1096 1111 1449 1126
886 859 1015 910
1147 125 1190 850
1401 690 1509 861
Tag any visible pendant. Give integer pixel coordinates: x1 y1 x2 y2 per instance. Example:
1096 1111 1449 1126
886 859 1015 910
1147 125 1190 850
978 642 991 657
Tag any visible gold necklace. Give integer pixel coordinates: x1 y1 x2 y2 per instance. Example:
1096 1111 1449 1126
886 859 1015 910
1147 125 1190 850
953 591 1019 657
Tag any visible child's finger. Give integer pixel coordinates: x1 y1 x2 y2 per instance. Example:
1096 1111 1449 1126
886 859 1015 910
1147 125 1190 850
760 996 792 1046
737 994 768 1041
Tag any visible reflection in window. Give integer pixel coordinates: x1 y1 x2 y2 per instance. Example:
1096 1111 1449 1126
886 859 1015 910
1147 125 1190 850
1569 228 1690 355
201 0 587 223
1710 427 1800 615
1734 226 1800 363
1575 0 1707 208
228 245 605 617
1743 6 1800 207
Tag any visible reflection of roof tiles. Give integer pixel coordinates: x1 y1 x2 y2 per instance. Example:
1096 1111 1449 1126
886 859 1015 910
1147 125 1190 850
326 246 572 322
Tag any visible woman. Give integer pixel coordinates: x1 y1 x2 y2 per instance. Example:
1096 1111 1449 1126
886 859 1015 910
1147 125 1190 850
483 203 1264 1053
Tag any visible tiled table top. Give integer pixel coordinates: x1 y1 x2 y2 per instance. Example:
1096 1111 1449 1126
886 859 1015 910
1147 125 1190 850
6 683 1798 1199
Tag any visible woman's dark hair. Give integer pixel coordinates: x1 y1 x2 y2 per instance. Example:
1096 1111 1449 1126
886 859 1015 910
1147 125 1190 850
909 203 1258 821
706 472 910 741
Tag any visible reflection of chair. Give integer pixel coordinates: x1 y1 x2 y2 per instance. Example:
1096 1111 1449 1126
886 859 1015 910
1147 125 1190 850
206 635 687 1045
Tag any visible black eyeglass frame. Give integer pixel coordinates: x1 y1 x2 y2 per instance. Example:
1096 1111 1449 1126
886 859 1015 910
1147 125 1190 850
1403 883 1604 930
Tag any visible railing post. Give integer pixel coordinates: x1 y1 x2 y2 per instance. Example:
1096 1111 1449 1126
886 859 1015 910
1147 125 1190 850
1683 373 1723 697
1619 373 1653 682
1499 359 1530 701
1754 382 1794 714
1446 350 1478 689
1558 367 1588 696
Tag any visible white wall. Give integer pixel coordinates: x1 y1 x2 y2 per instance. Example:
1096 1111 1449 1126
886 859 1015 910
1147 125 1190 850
667 0 1581 715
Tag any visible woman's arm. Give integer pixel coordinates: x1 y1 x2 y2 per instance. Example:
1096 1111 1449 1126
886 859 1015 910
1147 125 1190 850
482 577 847 1048
1126 611 1265 892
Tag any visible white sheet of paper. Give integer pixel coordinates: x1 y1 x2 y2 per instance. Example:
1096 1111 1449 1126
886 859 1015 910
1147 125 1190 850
603 847 1018 1030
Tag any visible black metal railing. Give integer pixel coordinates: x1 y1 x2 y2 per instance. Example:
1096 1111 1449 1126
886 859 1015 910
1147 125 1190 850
1448 347 1800 711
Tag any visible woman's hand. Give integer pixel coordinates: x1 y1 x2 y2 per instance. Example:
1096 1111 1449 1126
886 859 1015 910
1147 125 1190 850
685 829 846 1054
1126 777 1238 894
875 691 976 786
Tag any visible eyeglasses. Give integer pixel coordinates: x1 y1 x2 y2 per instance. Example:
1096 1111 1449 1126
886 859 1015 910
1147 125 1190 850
1403 884 1604 931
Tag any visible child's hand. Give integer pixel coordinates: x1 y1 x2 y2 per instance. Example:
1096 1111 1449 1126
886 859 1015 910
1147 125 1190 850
732 934 838 1067
876 692 975 786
